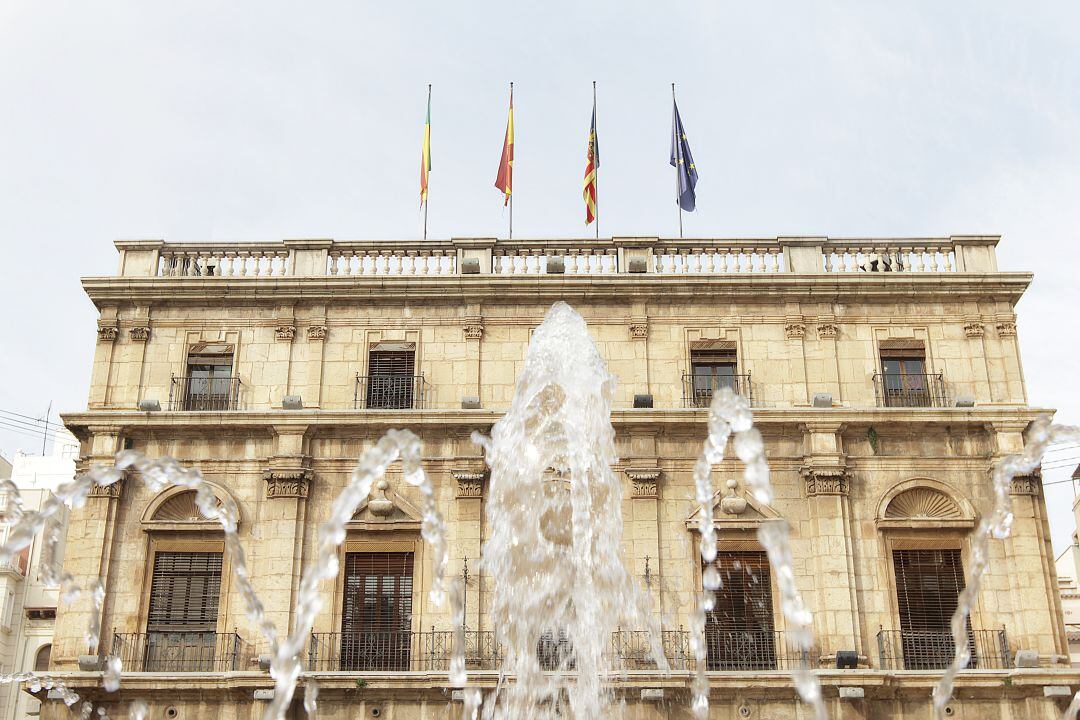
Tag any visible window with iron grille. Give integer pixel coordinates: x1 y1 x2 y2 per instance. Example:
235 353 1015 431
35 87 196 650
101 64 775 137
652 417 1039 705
879 343 931 407
893 548 972 669
688 347 739 408
366 344 417 409
703 551 777 670
184 343 236 411
340 552 414 671
147 551 223 632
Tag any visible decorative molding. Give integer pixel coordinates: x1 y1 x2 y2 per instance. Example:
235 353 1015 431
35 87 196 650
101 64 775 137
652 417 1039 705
628 318 649 340
96 325 119 342
963 322 985 338
996 321 1017 337
452 470 485 499
625 468 661 498
785 323 806 340
263 468 312 499
307 325 327 341
817 323 838 339
88 479 124 499
275 325 296 342
128 326 150 342
801 467 849 497
884 487 961 520
1010 472 1041 497
463 321 484 341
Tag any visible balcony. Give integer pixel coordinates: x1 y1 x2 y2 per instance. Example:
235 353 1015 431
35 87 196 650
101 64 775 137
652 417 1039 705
873 372 947 408
682 373 753 408
704 629 811 671
876 628 1012 670
309 630 501 672
168 375 242 411
110 631 249 672
354 374 430 410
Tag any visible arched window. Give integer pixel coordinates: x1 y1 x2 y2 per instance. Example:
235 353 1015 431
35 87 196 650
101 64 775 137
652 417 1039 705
33 644 51 672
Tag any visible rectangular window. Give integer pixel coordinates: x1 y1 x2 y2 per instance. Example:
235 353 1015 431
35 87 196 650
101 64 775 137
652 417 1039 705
878 343 936 407
144 551 223 671
687 345 742 408
365 343 417 409
892 548 972 669
180 343 237 411
704 551 777 670
340 552 414 671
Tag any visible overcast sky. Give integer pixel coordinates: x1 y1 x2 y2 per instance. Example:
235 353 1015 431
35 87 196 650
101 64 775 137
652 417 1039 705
1 2 1079 551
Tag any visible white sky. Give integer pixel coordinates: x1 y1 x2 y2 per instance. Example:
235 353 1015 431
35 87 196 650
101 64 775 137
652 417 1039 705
1 2 1078 550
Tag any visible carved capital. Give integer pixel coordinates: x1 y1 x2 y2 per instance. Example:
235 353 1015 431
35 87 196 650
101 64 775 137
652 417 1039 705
1010 471 1041 496
452 470 485 498
129 326 150 342
88 478 125 499
96 325 119 342
275 325 296 342
817 323 838 339
785 323 806 340
462 321 484 341
963 322 985 338
628 318 649 340
263 468 312 499
801 467 850 497
625 468 661 498
307 325 327 341
996 321 1017 337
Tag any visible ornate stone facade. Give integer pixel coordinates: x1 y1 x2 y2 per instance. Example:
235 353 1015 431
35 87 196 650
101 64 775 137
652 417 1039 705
964 321 985 338
96 325 119 342
275 325 296 342
997 321 1018 337
128 325 150 341
49 236 1070 719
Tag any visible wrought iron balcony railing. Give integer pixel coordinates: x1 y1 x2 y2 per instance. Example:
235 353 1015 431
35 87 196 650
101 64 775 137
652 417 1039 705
168 375 242 411
876 628 1011 670
873 372 947 408
354 374 430 410
110 631 248 672
703 629 812 671
309 630 503 672
682 373 752 408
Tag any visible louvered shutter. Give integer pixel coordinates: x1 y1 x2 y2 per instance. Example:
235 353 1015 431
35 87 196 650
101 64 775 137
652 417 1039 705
366 348 416 409
704 551 777 670
340 552 414 670
147 551 222 632
893 548 973 669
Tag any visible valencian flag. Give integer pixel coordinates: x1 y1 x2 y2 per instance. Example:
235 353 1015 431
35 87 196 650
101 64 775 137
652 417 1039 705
495 86 514 206
420 87 431 208
583 96 599 224
670 99 699 212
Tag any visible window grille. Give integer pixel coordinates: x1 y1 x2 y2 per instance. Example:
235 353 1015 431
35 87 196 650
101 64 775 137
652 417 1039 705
340 552 414 671
892 548 973 669
704 551 777 670
365 345 417 409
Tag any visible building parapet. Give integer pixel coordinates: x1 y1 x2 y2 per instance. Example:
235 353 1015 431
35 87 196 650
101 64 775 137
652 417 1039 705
110 236 1001 279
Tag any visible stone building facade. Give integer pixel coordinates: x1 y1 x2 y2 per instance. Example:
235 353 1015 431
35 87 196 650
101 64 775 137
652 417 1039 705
40 236 1079 718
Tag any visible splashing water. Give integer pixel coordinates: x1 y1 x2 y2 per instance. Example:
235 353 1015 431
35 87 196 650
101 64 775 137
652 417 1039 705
933 417 1080 720
0 430 457 720
688 388 825 720
472 301 663 719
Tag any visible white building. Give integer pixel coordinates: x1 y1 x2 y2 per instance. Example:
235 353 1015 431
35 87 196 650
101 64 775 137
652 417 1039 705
0 432 77 719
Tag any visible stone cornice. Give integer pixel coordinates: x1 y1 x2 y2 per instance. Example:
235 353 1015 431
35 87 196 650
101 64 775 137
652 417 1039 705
61 407 1054 436
79 272 1034 309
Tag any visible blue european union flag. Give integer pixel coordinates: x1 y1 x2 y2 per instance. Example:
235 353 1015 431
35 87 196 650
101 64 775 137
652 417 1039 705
669 100 699 212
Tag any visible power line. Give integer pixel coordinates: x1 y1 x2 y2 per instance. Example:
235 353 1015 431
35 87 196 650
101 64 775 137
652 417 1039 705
0 416 66 439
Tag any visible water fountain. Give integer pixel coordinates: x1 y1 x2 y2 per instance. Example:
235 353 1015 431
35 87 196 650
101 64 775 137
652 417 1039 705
0 300 1076 719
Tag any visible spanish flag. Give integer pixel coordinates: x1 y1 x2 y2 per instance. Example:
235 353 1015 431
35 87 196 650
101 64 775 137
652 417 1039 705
494 85 514 206
420 86 431 209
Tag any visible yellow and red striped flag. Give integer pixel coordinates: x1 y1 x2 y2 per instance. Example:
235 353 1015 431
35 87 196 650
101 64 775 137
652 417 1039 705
583 93 599 225
420 86 431 209
494 86 514 206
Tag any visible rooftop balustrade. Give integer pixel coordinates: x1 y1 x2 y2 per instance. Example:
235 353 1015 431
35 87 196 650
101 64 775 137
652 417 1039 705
109 236 1002 279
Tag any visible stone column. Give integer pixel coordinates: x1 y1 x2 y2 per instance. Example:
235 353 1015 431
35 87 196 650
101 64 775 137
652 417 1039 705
961 313 993 404
814 317 843 403
260 426 312 652
800 422 860 662
89 307 120 409
784 311 809 405
990 421 1066 659
452 467 485 633
623 430 662 623
52 427 123 669
462 306 483 404
302 307 327 409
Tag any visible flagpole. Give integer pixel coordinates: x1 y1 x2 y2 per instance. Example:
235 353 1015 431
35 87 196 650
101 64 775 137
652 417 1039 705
672 83 683 239
593 80 599 240
509 81 514 240
424 83 431 241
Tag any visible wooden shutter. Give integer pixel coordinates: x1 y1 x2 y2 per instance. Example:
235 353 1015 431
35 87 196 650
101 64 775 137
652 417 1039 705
147 551 222 632
893 549 963 632
368 348 415 377
704 551 777 669
340 552 414 671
